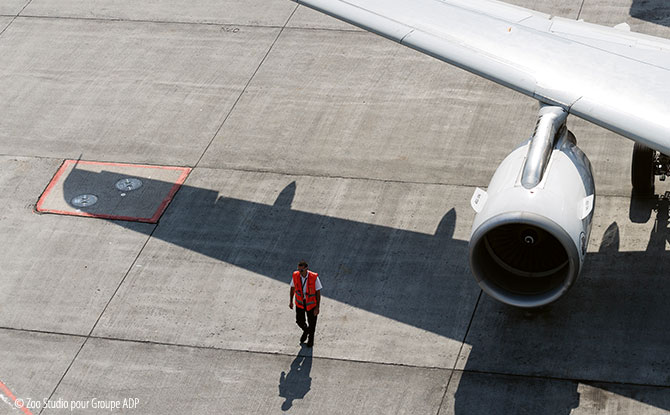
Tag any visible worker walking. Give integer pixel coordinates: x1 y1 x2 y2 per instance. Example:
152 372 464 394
289 260 322 347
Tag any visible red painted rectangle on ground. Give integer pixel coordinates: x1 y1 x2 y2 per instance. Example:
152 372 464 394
37 160 191 223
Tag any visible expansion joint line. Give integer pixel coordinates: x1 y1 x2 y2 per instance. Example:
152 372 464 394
0 0 34 38
37 225 159 415
193 4 300 169
576 0 586 21
436 290 483 415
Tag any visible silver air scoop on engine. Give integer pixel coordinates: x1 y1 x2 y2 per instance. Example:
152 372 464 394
469 106 595 308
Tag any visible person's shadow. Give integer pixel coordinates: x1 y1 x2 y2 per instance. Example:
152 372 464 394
278 346 313 411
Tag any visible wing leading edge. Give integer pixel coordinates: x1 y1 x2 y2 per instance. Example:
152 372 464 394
293 0 670 154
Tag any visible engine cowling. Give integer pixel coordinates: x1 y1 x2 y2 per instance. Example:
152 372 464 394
469 130 595 308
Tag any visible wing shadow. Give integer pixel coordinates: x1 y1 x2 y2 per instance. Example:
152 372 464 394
59 166 670 413
60 166 471 342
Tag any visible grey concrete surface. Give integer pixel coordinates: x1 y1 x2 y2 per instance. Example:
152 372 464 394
581 0 670 38
0 0 28 16
22 0 297 27
0 329 84 414
0 18 279 165
92 168 479 368
504 0 583 17
199 27 543 184
45 338 448 414
0 17 13 33
197 26 642 197
1 0 669 414
0 156 155 334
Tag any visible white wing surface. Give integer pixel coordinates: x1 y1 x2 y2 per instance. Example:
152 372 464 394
293 0 670 154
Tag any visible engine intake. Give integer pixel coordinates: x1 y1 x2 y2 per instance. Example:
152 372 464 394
469 128 595 308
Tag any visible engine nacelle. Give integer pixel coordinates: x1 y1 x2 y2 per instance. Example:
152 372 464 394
469 130 595 308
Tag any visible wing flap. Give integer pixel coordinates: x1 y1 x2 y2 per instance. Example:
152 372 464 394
549 17 670 70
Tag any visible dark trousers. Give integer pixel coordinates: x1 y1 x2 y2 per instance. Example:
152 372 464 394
295 306 317 339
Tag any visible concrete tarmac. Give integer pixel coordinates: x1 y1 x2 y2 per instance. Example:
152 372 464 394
0 0 669 414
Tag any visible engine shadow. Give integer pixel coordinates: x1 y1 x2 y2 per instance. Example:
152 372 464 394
57 167 670 413
455 193 670 414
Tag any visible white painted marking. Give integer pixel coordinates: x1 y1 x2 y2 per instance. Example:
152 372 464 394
581 194 594 219
470 188 488 213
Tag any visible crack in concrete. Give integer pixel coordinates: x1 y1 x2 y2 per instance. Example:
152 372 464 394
0 0 33 38
437 290 483 415
9 14 364 34
192 5 299 169
0 152 649 201
36 225 158 415
577 0 586 20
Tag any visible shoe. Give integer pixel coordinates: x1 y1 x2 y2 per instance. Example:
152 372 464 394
300 331 308 343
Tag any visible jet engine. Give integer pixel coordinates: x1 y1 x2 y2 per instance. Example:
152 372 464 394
469 106 595 308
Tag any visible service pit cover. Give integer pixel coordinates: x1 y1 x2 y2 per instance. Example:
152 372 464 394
37 160 191 223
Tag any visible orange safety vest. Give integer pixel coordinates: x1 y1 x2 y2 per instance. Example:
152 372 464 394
293 270 318 311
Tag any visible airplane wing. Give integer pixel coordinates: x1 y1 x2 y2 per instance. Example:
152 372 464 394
292 0 670 155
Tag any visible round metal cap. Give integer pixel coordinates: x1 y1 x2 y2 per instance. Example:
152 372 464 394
71 194 98 208
115 178 143 192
